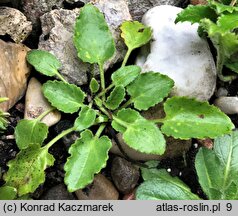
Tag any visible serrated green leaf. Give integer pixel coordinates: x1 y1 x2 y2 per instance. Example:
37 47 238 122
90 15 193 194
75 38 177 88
74 4 115 65
112 109 165 155
210 0 238 13
74 106 96 131
0 186 17 200
15 119 48 150
90 78 100 94
136 169 200 200
27 50 62 77
105 86 125 110
217 13 238 33
201 19 238 58
111 65 141 87
43 80 85 114
4 144 54 196
127 72 174 111
175 5 217 24
196 130 238 200
161 97 234 139
64 130 112 192
120 21 152 51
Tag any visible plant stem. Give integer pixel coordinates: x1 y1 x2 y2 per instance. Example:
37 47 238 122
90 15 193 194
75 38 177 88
97 83 114 98
216 45 236 82
99 106 112 119
230 0 237 6
99 63 106 101
149 118 165 124
112 115 128 128
36 108 55 121
44 126 76 150
56 70 68 83
95 124 106 138
120 98 133 109
121 49 132 67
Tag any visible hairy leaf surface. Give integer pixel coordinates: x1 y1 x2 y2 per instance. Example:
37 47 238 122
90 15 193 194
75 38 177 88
43 80 85 114
64 130 111 192
74 4 115 65
161 97 234 139
15 119 48 150
112 109 165 155
105 86 125 110
111 66 141 87
74 106 96 131
127 72 174 110
4 144 54 196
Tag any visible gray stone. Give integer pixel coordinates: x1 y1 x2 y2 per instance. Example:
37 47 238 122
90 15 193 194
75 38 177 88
40 184 75 200
215 87 228 98
136 5 216 101
128 0 185 21
214 97 238 115
75 174 119 200
0 40 31 111
111 157 139 194
24 77 61 127
0 7 32 43
21 0 64 28
39 9 89 86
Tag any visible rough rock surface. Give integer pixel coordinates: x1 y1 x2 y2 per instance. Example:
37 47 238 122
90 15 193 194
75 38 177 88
21 0 64 28
214 97 238 115
0 7 32 43
40 184 75 200
0 40 31 111
111 157 139 194
127 0 186 21
190 0 207 5
24 77 61 127
93 0 131 70
136 5 217 101
75 174 119 200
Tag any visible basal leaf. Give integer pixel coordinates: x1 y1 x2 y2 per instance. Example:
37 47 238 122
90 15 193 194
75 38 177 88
64 130 112 192
27 50 62 77
217 13 238 33
74 4 115 65
15 119 48 150
4 144 54 196
210 0 238 14
90 78 100 94
161 97 234 139
74 106 96 131
136 169 200 200
112 109 166 155
111 65 141 87
127 72 174 110
0 186 17 200
175 5 217 24
43 80 85 114
105 86 125 110
120 21 152 51
196 131 238 199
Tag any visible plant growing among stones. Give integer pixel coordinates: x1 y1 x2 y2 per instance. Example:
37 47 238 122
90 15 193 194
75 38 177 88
0 4 235 199
176 0 238 81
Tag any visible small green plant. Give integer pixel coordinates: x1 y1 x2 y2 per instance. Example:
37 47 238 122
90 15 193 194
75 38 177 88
0 4 234 199
0 97 9 132
175 0 238 81
136 130 238 200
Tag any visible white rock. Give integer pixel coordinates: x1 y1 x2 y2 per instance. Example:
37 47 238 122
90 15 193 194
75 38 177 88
24 77 61 127
136 5 217 101
214 97 238 115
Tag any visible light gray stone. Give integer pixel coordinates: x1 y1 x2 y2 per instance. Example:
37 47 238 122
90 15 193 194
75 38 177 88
128 0 186 21
214 97 238 115
136 5 216 101
0 7 32 43
24 78 61 127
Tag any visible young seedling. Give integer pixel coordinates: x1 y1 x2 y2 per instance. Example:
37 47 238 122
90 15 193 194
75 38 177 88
0 4 234 199
175 0 238 81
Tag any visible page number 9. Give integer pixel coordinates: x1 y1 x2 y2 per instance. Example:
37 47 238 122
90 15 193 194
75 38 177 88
226 203 232 211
